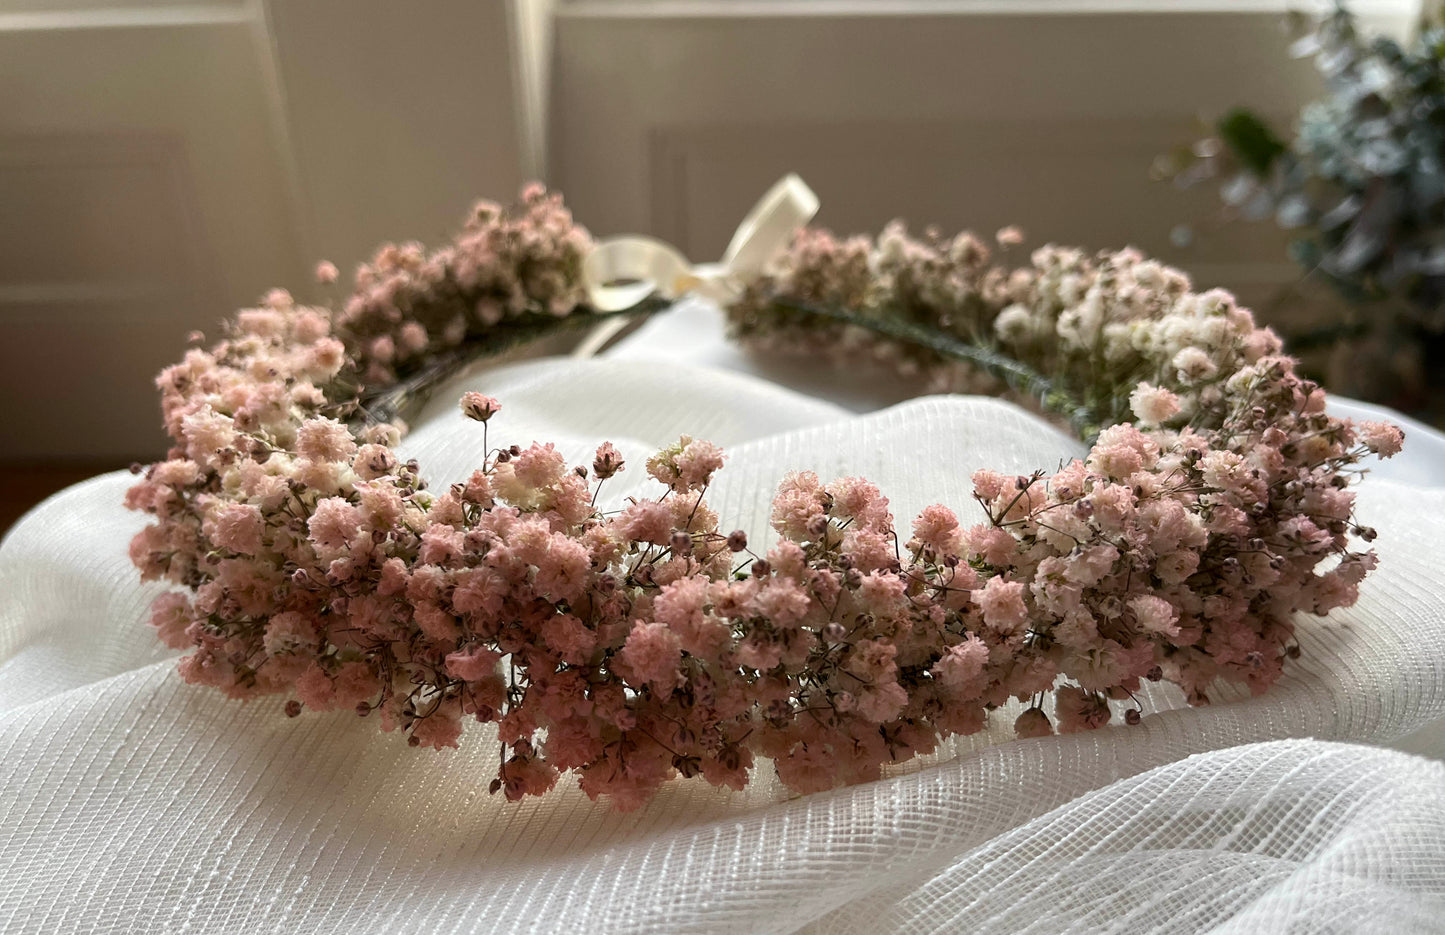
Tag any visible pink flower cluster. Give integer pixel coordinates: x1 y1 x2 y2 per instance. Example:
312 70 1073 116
334 183 593 386
126 191 1403 811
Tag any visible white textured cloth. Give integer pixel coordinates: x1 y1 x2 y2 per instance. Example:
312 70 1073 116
3 302 1444 933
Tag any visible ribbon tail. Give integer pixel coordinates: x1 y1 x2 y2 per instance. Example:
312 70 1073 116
581 175 820 313
720 174 820 279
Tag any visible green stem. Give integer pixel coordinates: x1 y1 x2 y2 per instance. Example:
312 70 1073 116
338 290 1101 441
766 296 1100 437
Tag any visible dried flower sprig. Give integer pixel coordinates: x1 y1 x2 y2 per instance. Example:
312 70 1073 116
126 186 1403 811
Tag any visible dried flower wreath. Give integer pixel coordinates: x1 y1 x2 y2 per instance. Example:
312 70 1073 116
125 179 1403 810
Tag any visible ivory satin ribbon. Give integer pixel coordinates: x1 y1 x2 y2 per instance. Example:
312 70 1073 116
573 174 819 358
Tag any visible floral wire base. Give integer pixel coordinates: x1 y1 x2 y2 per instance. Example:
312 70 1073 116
125 185 1404 811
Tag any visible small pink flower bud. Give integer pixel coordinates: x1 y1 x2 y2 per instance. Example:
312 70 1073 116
592 442 625 479
460 392 501 422
995 225 1024 246
718 746 742 771
1014 707 1053 739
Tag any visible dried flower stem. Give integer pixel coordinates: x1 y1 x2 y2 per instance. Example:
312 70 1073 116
765 295 1100 436
345 299 669 426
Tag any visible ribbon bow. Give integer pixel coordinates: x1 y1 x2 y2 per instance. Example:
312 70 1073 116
581 174 819 314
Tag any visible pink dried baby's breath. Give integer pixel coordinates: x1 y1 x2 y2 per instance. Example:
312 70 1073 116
123 184 1402 811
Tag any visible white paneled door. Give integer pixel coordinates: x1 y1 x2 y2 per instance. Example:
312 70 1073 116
0 1 530 460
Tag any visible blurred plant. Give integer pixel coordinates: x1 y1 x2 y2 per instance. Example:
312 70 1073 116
1159 1 1445 419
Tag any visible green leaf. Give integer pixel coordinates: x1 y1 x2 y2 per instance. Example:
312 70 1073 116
1217 108 1288 176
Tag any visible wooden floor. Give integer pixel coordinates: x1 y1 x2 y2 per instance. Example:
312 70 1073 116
0 462 127 538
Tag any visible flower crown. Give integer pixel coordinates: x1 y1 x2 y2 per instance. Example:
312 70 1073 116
125 178 1403 811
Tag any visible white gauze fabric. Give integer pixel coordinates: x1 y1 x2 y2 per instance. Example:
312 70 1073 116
2 307 1445 933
